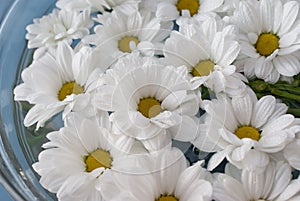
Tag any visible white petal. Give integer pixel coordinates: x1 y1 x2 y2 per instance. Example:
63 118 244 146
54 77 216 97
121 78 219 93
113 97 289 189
156 2 178 21
219 41 240 66
273 0 283 33
141 131 172 152
262 114 294 136
56 41 74 80
258 131 287 153
259 0 274 32
279 32 298 48
255 60 273 80
192 124 223 153
169 115 198 142
230 144 252 162
207 147 232 171
276 178 300 201
251 96 276 129
273 55 300 77
200 0 223 12
162 90 187 111
232 94 253 126
241 150 269 172
151 111 181 128
284 140 300 170
279 1 299 36
268 162 292 200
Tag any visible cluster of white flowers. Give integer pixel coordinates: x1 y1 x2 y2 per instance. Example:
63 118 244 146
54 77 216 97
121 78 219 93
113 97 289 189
13 0 300 200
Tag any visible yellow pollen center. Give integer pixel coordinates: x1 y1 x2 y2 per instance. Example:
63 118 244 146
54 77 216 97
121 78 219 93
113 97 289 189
58 81 84 101
176 0 200 16
156 195 178 201
191 60 214 77
138 97 162 118
235 126 260 141
85 149 112 172
255 33 279 56
118 36 139 53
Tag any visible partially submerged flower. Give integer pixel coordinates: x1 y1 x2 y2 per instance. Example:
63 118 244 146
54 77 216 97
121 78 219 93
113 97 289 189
56 0 140 13
14 42 111 129
26 9 93 50
32 113 119 201
83 9 172 58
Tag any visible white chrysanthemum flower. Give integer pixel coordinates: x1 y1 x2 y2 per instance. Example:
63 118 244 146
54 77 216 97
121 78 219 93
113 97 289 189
26 9 93 50
155 0 224 21
56 0 140 13
213 161 300 201
163 15 247 97
93 54 200 152
14 42 111 129
100 148 212 201
232 0 300 83
193 89 300 170
32 113 131 201
83 9 172 58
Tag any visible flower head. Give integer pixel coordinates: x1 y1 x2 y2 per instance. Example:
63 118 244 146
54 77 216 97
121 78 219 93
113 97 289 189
14 42 111 129
232 0 300 83
33 113 123 201
83 9 171 58
26 9 93 50
194 88 300 170
163 15 247 97
93 54 200 152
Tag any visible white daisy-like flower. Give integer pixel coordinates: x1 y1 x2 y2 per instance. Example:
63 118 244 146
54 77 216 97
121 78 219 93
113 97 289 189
156 0 224 21
83 9 172 59
163 15 247 97
26 9 93 50
56 0 140 13
232 0 300 83
32 112 130 201
193 88 300 170
93 54 200 152
213 161 300 201
99 148 212 201
14 42 111 129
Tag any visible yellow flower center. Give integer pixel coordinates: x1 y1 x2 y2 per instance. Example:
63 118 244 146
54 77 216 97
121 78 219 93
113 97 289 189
156 195 178 201
118 36 139 53
191 60 214 77
85 149 112 172
255 33 279 57
58 81 84 101
138 97 162 118
235 126 260 141
176 0 200 16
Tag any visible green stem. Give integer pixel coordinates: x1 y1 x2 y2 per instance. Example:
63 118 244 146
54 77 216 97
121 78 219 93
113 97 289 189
287 108 300 117
274 86 300 95
271 89 300 101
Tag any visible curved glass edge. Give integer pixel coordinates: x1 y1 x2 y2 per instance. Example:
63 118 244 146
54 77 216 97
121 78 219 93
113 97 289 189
0 0 56 200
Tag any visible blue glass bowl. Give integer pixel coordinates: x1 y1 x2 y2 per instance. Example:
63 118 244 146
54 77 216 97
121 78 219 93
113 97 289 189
0 1 58 200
